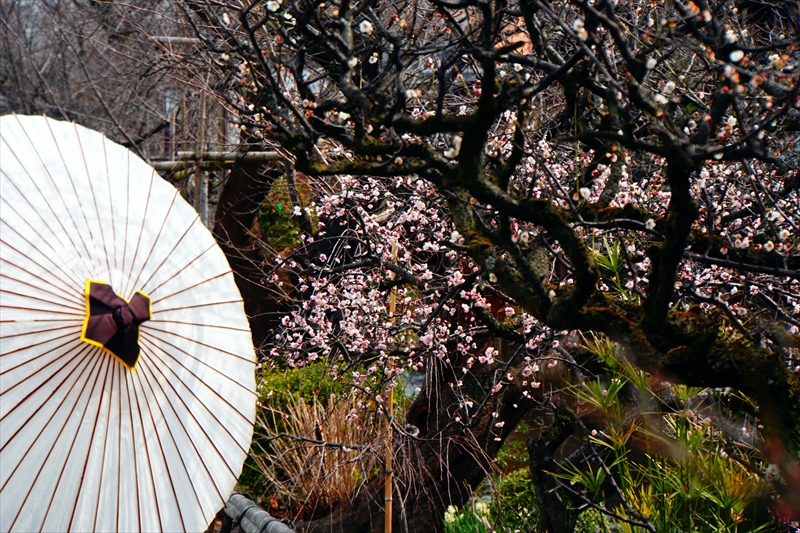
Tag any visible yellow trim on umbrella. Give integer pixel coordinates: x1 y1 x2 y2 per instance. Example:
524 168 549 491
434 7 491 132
80 279 151 371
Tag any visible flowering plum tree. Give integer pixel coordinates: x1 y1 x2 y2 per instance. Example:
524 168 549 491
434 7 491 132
175 0 799 530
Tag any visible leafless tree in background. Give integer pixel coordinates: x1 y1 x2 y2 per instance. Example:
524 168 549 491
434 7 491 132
1 0 208 160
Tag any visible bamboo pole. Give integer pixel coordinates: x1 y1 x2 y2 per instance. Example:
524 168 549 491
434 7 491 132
151 152 282 171
194 91 208 227
176 151 281 161
150 36 203 45
385 243 398 533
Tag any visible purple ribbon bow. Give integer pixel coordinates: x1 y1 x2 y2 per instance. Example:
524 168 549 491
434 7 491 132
82 282 151 368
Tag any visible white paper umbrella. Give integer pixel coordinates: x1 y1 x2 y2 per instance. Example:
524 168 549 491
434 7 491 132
0 114 257 533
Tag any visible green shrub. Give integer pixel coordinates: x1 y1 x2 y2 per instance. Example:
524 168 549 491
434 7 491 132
494 468 538 532
482 336 777 533
257 362 348 414
444 500 493 533
492 467 604 533
558 336 777 533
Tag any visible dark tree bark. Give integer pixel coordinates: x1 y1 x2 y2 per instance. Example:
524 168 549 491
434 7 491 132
527 409 580 533
213 162 282 344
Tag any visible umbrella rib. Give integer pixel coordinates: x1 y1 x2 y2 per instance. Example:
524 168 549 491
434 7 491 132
126 189 180 295
144 244 216 298
150 299 244 316
0 288 82 312
0 209 85 290
149 270 231 306
0 342 95 484
0 304 82 318
74 122 113 283
136 212 201 294
138 332 256 420
120 170 156 298
92 358 119 533
0 318 80 324
66 352 114 532
101 135 118 289
137 352 210 519
44 117 106 281
142 324 255 364
7 117 98 277
0 323 77 342
0 206 85 290
0 337 84 395
139 335 250 458
0 237 81 298
127 363 166 532
120 360 143 533
115 363 123 533
7 349 101 532
0 328 79 365
0 264 81 306
130 364 187 532
147 318 250 332
0 173 89 282
115 362 122 531
119 151 132 295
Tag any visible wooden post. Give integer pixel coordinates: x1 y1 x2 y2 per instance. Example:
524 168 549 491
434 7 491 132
385 243 398 533
194 91 208 227
168 107 177 161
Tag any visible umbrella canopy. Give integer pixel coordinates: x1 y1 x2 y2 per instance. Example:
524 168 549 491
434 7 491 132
0 114 257 532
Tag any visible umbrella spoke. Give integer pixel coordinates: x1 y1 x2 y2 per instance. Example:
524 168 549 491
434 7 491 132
6 349 104 533
0 217 86 291
2 118 100 278
140 335 251 459
137 353 214 530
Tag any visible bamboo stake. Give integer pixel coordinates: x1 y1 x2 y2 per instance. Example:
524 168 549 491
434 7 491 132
175 150 281 161
385 243 398 533
194 91 208 227
151 152 281 171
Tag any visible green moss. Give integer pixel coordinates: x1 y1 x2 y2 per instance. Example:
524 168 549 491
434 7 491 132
256 175 302 249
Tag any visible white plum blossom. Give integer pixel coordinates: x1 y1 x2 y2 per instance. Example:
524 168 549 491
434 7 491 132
359 20 374 34
572 19 588 40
